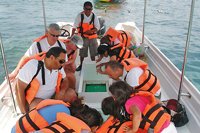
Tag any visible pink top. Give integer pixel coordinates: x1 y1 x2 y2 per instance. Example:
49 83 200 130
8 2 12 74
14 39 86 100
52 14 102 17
125 96 170 133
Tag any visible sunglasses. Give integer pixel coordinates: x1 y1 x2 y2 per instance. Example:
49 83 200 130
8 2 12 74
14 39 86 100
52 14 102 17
49 32 60 37
84 7 93 11
56 57 66 64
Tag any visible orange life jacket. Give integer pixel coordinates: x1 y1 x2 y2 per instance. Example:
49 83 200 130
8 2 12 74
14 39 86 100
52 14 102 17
77 12 98 39
96 116 147 133
131 91 171 133
110 45 135 63
23 52 62 104
33 35 63 53
105 27 132 48
121 58 160 94
39 113 91 133
15 99 70 133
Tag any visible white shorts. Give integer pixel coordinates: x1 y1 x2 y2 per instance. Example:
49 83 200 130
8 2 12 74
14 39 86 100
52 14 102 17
161 122 177 133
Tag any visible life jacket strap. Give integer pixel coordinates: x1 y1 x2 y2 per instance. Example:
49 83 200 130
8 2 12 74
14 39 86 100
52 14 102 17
140 104 162 129
18 108 40 133
45 121 75 133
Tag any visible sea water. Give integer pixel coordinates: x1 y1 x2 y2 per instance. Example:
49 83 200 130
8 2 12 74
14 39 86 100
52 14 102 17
0 0 200 91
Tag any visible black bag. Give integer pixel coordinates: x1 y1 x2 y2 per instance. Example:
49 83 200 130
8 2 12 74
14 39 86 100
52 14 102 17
162 99 189 127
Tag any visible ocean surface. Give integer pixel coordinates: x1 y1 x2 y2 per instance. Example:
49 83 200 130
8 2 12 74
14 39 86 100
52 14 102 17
0 0 200 90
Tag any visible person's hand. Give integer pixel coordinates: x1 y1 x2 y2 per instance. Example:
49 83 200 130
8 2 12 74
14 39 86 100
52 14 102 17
96 63 106 74
84 30 94 35
8 70 18 81
96 62 106 68
96 57 102 63
123 126 134 133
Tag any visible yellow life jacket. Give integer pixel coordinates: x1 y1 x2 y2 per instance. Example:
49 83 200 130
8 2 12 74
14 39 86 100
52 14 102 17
16 99 70 133
77 12 97 39
121 58 160 94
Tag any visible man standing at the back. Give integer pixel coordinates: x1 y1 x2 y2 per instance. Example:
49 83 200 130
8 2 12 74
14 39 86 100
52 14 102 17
72 1 100 71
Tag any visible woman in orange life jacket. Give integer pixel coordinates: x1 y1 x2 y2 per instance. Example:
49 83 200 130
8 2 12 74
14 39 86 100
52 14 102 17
109 81 177 133
96 96 134 133
61 34 84 89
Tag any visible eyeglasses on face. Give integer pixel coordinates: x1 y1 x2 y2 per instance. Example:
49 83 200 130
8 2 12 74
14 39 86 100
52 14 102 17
49 32 60 37
56 57 66 64
84 7 93 11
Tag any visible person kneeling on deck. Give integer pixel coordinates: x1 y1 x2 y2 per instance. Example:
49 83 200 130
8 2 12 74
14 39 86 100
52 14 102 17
97 58 161 98
62 35 84 89
12 98 103 133
71 1 100 71
96 96 134 133
108 81 177 133
15 47 68 113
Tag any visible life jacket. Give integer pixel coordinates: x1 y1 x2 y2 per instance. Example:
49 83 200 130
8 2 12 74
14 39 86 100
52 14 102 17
96 116 147 133
33 34 63 53
23 52 62 104
77 12 98 39
131 91 171 133
15 99 70 133
121 58 160 95
105 27 132 48
39 113 91 133
110 45 135 63
34 35 63 53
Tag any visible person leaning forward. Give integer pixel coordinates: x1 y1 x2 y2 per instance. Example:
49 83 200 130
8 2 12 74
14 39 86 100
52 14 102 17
71 1 100 71
15 47 68 113
96 58 161 98
9 23 67 80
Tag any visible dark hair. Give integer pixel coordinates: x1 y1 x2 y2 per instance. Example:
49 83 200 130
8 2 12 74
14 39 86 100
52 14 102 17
105 60 124 70
100 35 112 44
73 106 103 127
46 47 66 58
97 44 110 55
70 98 103 127
109 81 134 122
84 1 93 8
102 96 115 116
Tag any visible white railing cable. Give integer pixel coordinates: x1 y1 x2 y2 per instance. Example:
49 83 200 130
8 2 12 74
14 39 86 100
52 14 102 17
42 0 47 33
178 0 195 101
0 33 18 114
142 0 147 44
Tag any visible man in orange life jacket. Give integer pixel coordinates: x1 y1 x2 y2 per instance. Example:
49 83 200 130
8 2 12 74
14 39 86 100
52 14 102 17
15 47 67 113
71 1 100 71
96 58 161 98
9 23 67 80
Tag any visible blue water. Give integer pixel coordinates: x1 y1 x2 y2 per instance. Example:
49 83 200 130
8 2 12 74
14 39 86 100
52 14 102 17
0 0 200 90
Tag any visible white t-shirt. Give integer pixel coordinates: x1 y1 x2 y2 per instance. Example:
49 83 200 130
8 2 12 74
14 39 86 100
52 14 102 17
18 59 66 99
73 12 100 30
122 67 143 87
122 67 161 96
25 37 68 61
